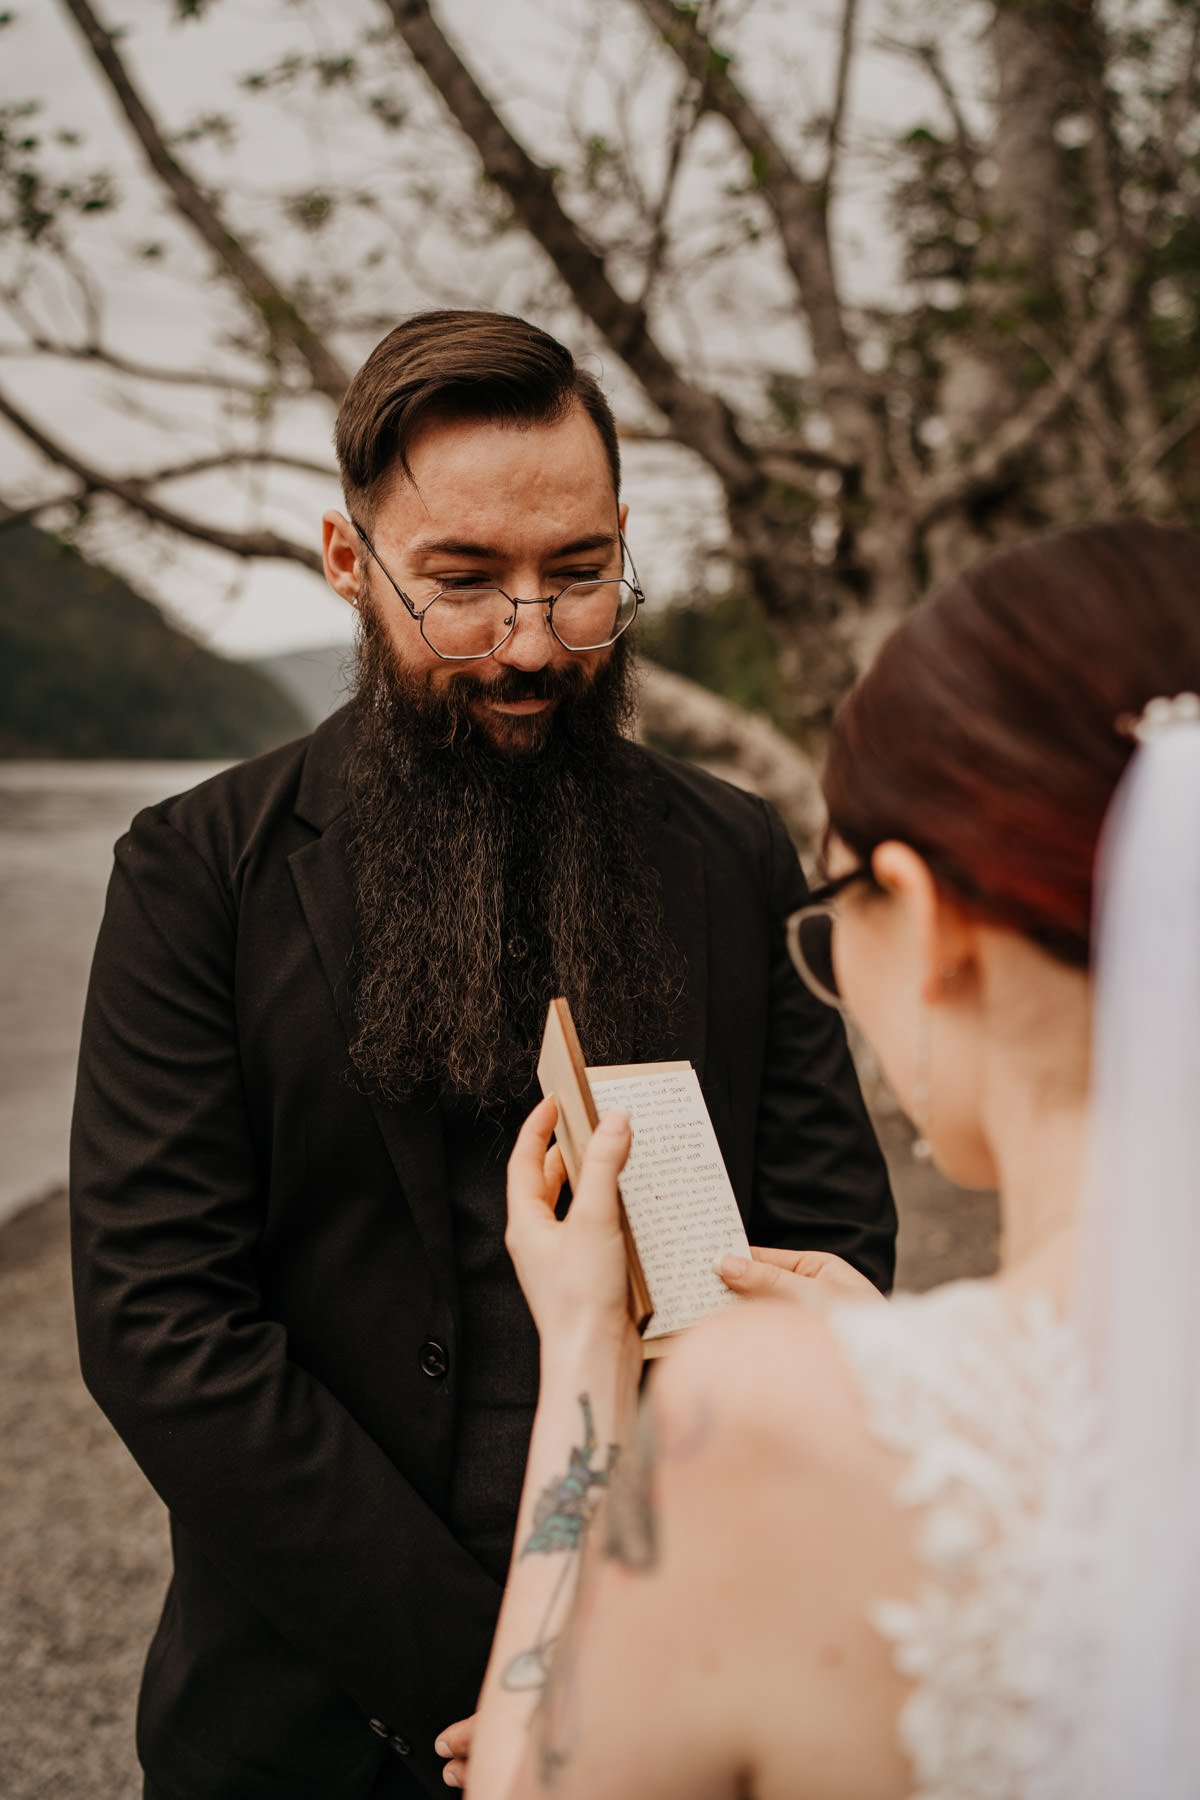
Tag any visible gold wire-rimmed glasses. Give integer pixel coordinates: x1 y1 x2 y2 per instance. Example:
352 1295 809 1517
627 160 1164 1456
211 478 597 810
351 521 645 661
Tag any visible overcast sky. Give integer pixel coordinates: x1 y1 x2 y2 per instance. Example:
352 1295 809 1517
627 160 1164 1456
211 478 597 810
0 0 982 658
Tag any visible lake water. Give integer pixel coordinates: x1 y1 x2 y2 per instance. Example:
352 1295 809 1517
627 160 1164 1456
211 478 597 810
0 762 227 1226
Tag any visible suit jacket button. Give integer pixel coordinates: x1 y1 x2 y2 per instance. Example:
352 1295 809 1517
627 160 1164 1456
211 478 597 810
418 1340 448 1379
390 1735 412 1756
368 1718 389 1738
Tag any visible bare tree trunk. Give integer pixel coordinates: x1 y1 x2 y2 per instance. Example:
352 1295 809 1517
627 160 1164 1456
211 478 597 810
1079 13 1177 513
932 2 1067 581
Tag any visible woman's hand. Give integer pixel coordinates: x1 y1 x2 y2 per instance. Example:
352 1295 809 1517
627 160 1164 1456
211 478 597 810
505 1096 640 1355
717 1245 886 1306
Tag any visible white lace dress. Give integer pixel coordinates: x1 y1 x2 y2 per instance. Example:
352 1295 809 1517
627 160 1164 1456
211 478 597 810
828 1280 1106 1800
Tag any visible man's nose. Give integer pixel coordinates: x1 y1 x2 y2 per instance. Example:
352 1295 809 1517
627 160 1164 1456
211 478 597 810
492 596 560 671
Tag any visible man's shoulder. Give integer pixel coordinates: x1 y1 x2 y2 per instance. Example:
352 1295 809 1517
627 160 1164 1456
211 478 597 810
628 742 782 860
130 707 351 874
630 741 773 828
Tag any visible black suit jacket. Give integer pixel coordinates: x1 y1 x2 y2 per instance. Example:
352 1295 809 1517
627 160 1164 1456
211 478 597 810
70 709 894 1800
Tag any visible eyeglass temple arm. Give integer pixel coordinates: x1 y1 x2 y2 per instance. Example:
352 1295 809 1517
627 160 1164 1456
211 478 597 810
350 520 422 623
619 528 645 603
802 863 874 907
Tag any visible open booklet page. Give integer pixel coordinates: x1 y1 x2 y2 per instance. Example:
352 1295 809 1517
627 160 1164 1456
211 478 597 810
589 1065 750 1342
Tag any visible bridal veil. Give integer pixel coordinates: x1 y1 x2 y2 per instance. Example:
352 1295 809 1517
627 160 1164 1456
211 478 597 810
1075 698 1200 1797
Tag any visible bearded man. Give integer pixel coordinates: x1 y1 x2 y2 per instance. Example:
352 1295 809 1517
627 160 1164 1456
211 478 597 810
71 311 894 1800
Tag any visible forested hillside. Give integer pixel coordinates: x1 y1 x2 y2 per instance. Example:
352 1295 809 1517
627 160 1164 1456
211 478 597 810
0 523 307 758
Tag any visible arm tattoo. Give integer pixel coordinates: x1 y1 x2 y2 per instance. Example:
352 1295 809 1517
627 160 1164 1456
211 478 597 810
501 1395 617 1697
522 1394 619 1558
535 1400 662 1783
502 1394 668 1784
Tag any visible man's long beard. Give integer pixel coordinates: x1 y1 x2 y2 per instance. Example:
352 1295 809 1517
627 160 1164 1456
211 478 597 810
343 603 683 1108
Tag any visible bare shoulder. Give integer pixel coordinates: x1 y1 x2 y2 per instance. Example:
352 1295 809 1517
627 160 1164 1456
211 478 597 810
635 1299 917 1795
639 1297 914 1613
649 1295 886 1485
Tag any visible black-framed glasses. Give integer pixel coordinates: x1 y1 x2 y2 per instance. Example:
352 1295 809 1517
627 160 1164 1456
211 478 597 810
786 864 875 1009
350 520 645 662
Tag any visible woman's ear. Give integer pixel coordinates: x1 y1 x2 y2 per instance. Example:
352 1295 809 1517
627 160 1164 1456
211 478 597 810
870 841 977 1003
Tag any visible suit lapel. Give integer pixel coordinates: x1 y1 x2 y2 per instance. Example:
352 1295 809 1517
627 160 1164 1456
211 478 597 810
643 808 709 1081
289 797 458 1298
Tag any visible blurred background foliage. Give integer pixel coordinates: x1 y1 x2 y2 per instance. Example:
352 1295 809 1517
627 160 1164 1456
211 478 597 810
0 0 1196 812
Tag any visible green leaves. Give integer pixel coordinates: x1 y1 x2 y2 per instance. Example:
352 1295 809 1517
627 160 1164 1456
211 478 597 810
239 50 358 93
286 191 334 231
0 103 117 244
169 113 235 149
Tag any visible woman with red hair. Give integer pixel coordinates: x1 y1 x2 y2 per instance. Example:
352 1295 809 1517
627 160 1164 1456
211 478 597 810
451 518 1200 1800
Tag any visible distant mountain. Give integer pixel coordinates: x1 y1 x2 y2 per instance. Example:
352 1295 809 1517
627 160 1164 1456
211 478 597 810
0 522 308 759
251 640 354 730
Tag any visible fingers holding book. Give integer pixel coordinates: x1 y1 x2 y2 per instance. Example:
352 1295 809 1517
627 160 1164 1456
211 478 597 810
505 1094 638 1353
717 1244 886 1307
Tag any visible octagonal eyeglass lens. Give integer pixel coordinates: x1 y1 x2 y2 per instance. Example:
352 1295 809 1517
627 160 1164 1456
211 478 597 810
420 578 640 660
550 578 640 651
785 905 842 1009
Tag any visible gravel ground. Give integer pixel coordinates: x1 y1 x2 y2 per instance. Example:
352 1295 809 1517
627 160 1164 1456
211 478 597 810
0 1116 997 1799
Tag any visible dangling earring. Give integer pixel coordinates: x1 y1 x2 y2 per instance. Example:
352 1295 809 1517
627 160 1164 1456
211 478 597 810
911 1008 933 1163
911 964 960 1163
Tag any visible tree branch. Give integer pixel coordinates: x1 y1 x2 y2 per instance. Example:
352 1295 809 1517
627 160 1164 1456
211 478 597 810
1097 389 1200 512
913 267 1136 529
0 334 307 399
1077 20 1174 508
58 0 352 402
636 74 705 307
630 0 885 478
895 35 982 220
379 0 766 502
883 398 922 495
20 436 335 494
636 659 822 842
1013 323 1122 461
1157 4 1200 198
822 0 860 200
0 488 95 532
0 384 323 569
142 449 339 486
617 418 850 474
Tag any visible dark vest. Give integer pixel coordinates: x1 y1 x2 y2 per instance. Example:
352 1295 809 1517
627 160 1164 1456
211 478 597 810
442 1096 541 1583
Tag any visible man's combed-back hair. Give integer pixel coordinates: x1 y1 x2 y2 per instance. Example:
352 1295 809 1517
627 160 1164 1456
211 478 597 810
823 519 1200 967
334 310 621 523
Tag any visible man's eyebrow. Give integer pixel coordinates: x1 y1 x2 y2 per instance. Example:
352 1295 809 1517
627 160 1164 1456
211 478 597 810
408 531 618 560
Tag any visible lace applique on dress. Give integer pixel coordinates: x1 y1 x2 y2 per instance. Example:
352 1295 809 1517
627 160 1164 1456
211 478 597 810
829 1282 1104 1800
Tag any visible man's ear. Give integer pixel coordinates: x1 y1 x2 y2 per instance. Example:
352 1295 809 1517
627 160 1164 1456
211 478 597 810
618 501 628 534
870 841 977 1003
323 511 361 608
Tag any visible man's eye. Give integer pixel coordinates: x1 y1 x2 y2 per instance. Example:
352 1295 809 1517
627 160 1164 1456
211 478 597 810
437 576 497 592
555 568 604 584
